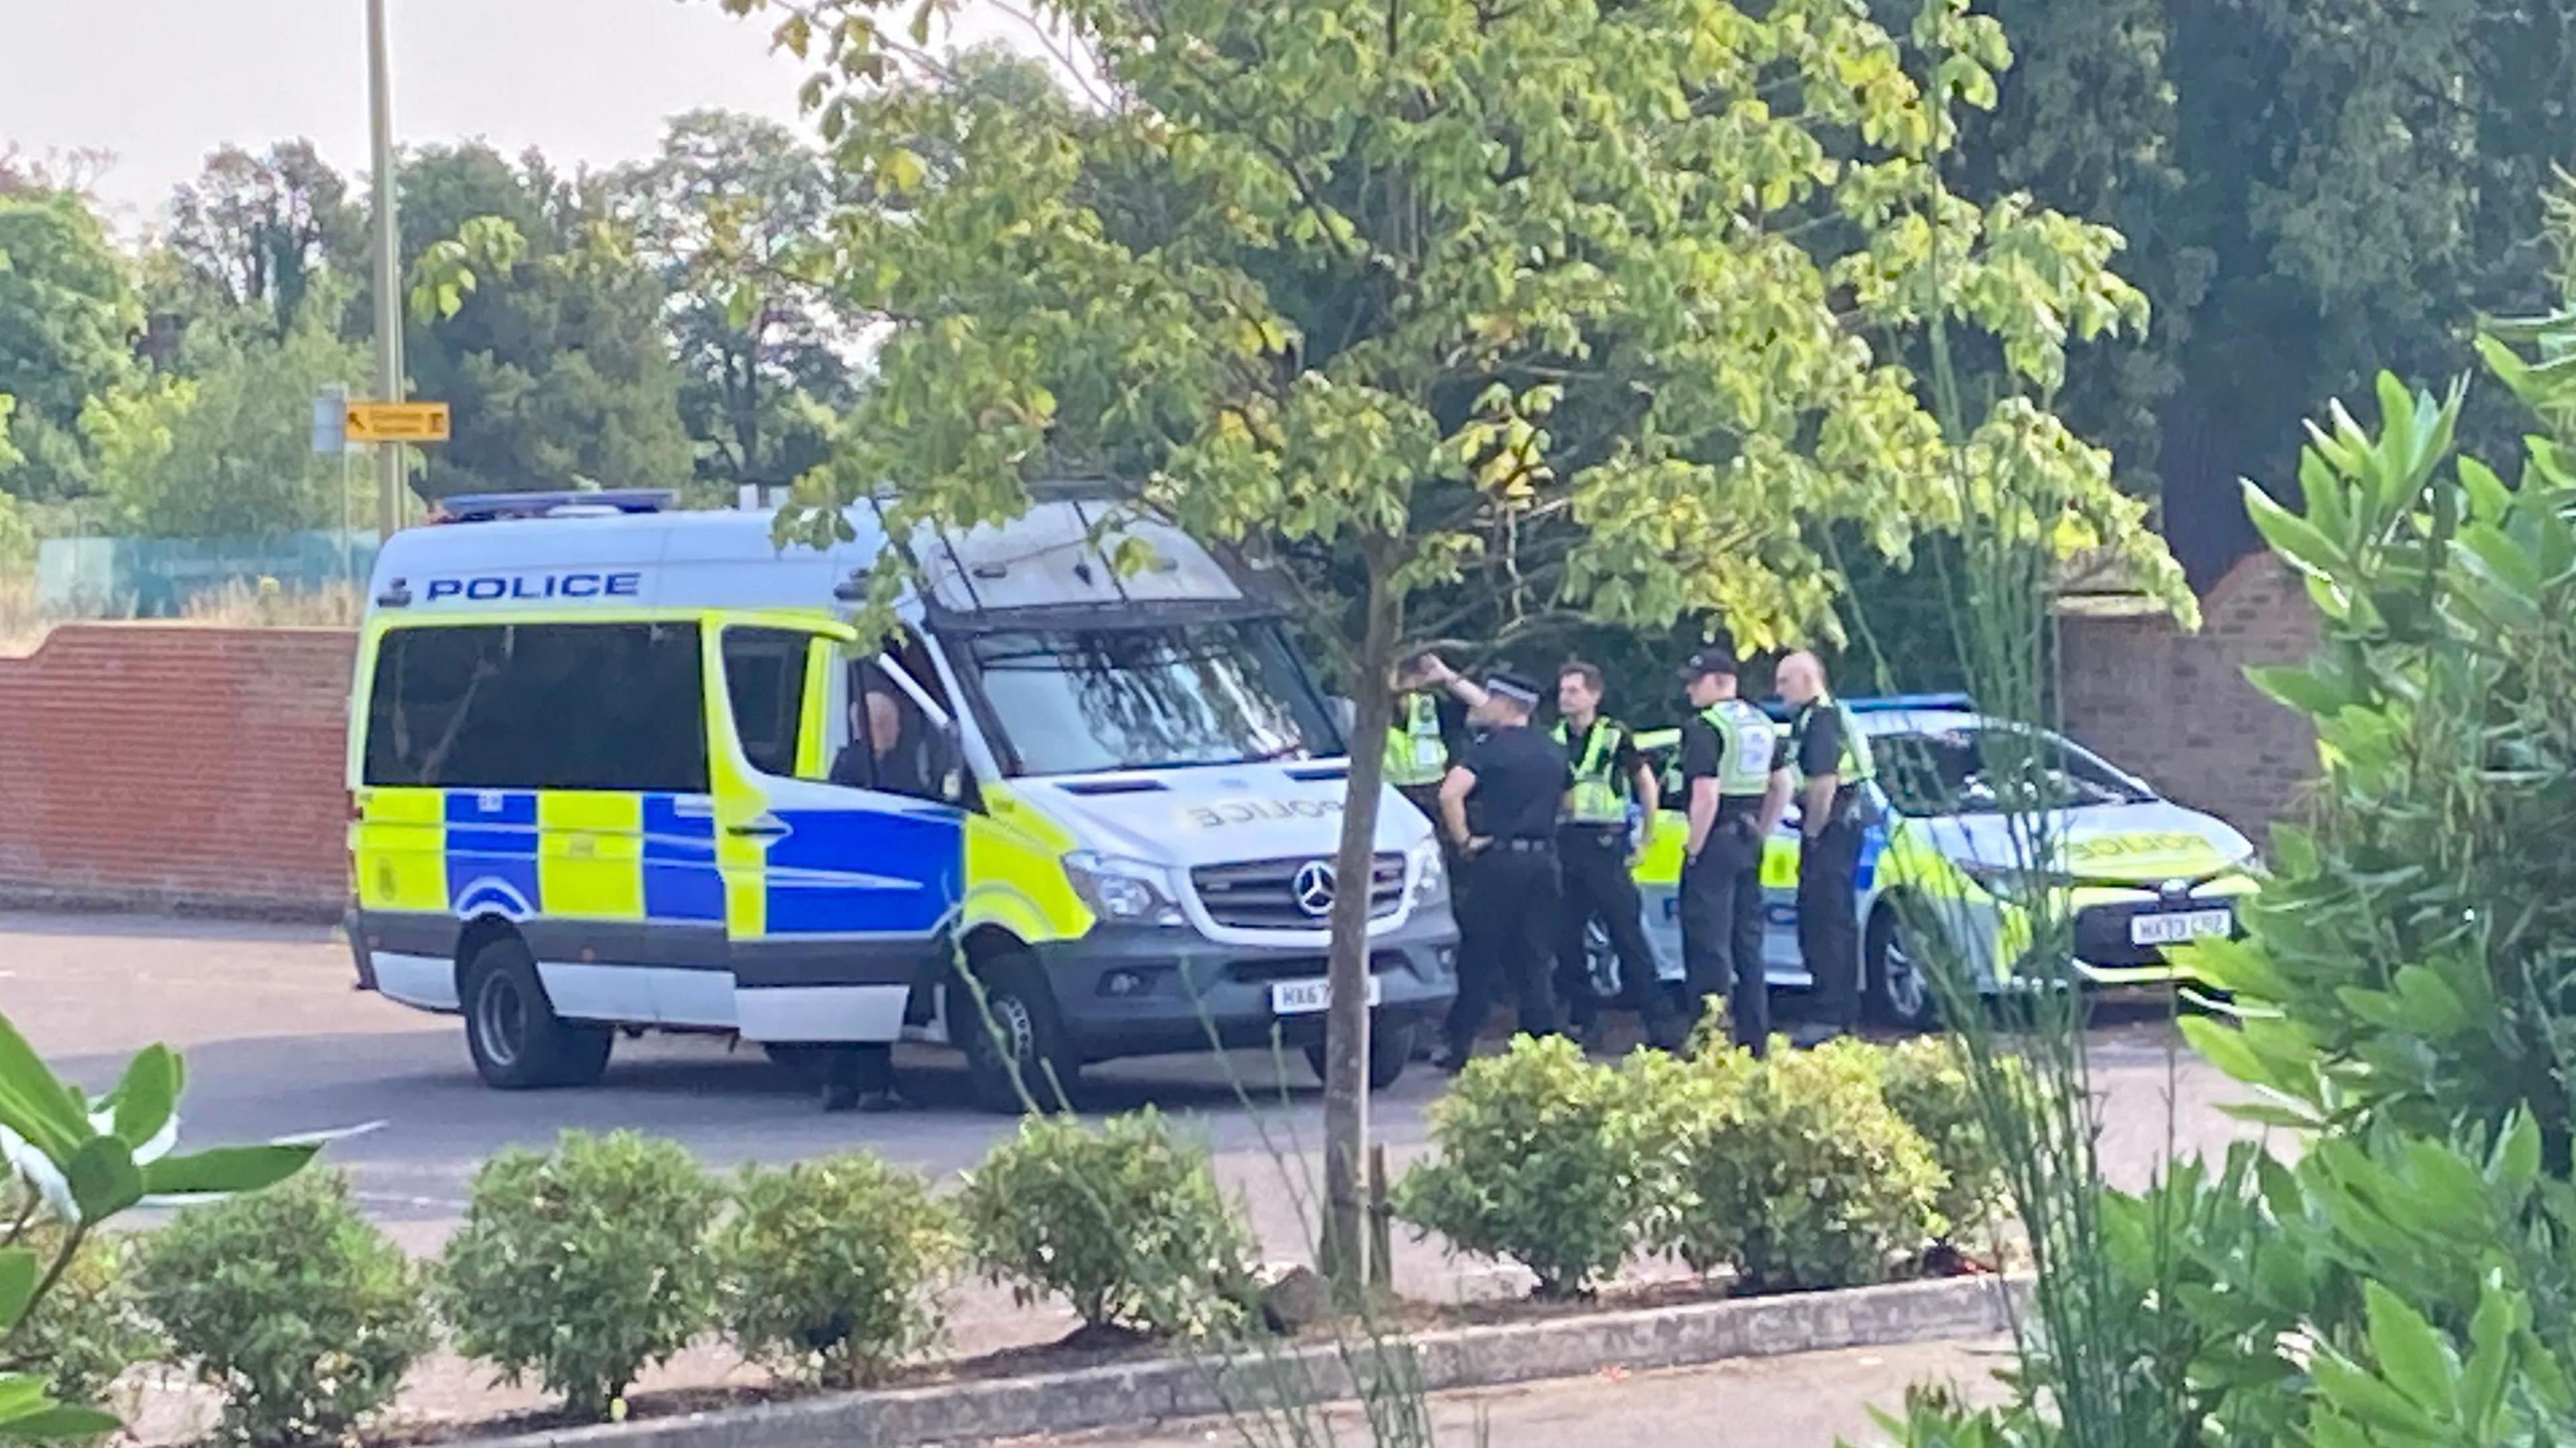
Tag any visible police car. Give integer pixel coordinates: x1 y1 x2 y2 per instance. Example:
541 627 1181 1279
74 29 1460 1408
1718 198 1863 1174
346 488 1456 1110
1613 694 2260 1026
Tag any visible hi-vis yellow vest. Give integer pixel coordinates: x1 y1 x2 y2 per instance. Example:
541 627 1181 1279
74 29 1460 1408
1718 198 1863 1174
1791 694 1876 787
1384 691 1448 787
1702 699 1778 797
1551 716 1632 825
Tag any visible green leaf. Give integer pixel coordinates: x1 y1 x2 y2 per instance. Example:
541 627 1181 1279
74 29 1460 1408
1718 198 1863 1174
0 1013 85 1164
2242 480 2345 578
2363 1279 2457 1414
140 1143 319 1198
0 1249 33 1329
2245 664 2351 720
0 1405 123 1441
108 1044 180 1149
63 1137 143 1221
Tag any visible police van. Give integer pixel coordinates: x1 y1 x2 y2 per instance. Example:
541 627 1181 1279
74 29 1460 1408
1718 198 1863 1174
1612 695 2261 1026
345 489 1457 1109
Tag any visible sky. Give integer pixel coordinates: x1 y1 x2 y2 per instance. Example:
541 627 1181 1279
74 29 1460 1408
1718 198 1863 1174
1 0 1032 235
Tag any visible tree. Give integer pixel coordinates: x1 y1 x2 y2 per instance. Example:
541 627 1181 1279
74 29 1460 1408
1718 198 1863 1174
0 190 140 503
617 111 859 500
743 0 2182 1284
163 141 365 331
394 145 692 500
79 282 371 539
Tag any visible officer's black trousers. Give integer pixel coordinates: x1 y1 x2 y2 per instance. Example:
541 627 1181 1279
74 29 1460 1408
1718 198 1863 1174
1445 845 1562 1057
1680 812 1768 1052
1799 813 1866 1031
1553 826 1680 1046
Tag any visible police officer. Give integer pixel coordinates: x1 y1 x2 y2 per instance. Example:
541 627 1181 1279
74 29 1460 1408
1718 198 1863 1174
1777 650 1875 1046
1676 647 1790 1054
1432 671 1570 1068
1386 655 1459 833
1549 661 1682 1052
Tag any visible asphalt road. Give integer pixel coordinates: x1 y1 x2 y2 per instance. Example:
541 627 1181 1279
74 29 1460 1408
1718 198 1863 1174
2 908 2258 1282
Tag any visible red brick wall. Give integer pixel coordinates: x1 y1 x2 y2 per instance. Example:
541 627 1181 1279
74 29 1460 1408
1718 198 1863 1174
2059 555 2320 843
0 625 356 915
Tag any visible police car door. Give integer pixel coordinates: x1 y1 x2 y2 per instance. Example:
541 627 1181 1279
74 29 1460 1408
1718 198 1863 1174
710 620 964 1046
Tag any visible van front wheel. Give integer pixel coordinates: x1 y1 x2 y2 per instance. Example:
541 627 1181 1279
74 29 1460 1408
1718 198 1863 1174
953 955 1077 1114
1305 1020 1417 1092
462 936 612 1089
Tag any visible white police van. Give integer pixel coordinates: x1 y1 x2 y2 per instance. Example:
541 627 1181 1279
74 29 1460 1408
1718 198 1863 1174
345 489 1456 1109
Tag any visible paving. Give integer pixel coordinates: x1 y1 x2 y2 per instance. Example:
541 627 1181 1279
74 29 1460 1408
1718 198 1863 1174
0 910 2259 1441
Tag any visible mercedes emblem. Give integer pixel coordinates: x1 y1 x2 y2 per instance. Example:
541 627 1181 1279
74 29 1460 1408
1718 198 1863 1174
1293 860 1338 917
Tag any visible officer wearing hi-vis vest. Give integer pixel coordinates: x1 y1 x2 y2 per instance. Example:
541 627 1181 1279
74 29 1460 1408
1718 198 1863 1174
1676 647 1792 1054
1387 656 1464 843
1777 650 1877 1047
1549 660 1683 1051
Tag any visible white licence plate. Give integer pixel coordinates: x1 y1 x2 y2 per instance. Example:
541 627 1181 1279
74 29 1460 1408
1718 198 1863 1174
2130 908 2233 946
1271 976 1385 1015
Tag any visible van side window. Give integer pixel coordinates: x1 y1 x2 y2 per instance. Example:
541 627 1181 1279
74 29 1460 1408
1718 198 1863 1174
720 627 812 779
834 649 964 805
364 622 707 791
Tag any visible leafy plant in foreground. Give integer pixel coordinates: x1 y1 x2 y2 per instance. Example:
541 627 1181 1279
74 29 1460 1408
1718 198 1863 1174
721 1153 960 1388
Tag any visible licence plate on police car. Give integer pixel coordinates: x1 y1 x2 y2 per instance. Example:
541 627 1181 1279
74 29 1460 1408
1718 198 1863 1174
2130 908 2233 946
1271 977 1384 1015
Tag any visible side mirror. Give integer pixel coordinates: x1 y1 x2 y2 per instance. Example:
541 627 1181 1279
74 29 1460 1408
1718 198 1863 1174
1328 695 1358 736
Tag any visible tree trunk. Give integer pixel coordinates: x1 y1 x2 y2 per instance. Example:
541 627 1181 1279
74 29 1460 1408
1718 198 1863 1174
1322 551 1401 1302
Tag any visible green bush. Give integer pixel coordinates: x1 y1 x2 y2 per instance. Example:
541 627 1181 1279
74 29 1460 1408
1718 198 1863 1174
3 1219 160 1423
957 1109 1254 1335
720 1154 960 1387
435 1130 720 1420
1877 1036 2019 1242
135 1170 429 1446
1647 1038 1941 1291
1393 1035 1650 1298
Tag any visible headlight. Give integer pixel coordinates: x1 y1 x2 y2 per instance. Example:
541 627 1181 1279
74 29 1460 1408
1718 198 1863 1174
1407 836 1448 909
1956 858 2071 903
1063 851 1183 926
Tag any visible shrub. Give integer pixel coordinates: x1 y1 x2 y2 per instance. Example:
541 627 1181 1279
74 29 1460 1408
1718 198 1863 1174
720 1154 960 1387
5 1220 160 1421
1877 1036 2020 1242
135 1170 429 1446
1393 1035 1650 1298
435 1130 720 1420
958 1109 1254 1335
1647 1038 1941 1291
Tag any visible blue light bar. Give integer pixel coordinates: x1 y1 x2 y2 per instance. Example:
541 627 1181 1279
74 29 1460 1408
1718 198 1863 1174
1758 691 1973 720
434 489 675 522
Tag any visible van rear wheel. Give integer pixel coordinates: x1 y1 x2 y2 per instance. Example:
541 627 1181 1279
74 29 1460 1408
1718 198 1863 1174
462 936 612 1089
953 954 1077 1114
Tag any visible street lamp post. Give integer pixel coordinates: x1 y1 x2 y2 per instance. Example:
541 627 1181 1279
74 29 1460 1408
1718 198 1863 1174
366 0 405 537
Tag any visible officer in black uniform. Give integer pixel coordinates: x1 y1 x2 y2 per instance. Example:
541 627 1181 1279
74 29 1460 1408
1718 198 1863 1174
1433 671 1570 1068
1675 647 1792 1054
1549 660 1683 1052
1778 650 1874 1047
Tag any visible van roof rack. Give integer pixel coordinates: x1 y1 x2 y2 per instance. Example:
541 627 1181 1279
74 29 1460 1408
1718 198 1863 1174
433 489 675 523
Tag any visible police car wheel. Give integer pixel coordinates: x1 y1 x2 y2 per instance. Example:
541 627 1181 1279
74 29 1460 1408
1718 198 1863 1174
1865 905 1939 1031
462 937 612 1089
954 958 1077 1115
1304 1020 1417 1091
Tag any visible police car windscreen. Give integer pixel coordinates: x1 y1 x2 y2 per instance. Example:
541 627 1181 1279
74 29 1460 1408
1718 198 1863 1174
966 620 1339 775
1875 726 2153 816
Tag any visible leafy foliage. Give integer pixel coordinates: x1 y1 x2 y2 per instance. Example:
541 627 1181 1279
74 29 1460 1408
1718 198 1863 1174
1642 1039 1943 1291
0 192 139 506
1878 1036 2021 1242
434 1130 720 1420
137 1171 429 1446
957 1109 1254 1336
720 1154 959 1388
0 1014 315 1445
0 1212 158 1425
1395 1036 1651 1298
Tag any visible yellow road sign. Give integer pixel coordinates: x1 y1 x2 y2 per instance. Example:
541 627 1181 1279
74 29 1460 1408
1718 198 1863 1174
344 400 451 443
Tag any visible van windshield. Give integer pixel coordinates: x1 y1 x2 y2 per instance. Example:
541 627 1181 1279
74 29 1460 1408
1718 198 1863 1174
1875 724 2155 816
965 620 1342 775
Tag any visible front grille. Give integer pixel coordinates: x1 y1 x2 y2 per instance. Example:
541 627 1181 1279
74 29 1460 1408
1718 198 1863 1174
1230 952 1406 985
2072 897 2239 968
1193 854 1405 931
